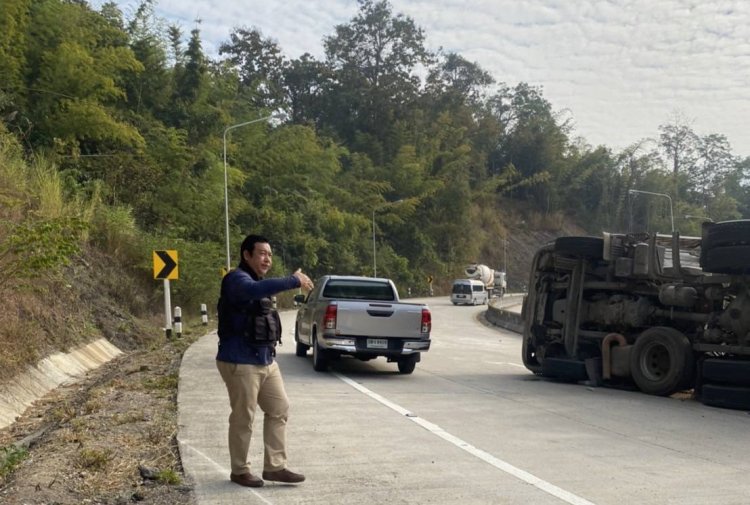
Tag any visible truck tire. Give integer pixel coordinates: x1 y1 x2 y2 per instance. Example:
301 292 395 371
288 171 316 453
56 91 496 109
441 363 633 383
702 245 750 274
398 355 417 374
701 358 750 386
540 357 589 382
554 236 604 259
703 220 750 250
312 333 329 372
700 384 750 410
630 327 694 396
295 325 309 357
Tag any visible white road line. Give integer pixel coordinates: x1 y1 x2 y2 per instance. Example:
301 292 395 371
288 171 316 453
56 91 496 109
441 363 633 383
486 361 527 368
333 372 598 505
180 442 274 505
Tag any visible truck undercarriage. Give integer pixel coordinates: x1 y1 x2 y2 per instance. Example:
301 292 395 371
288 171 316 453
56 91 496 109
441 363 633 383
521 221 750 409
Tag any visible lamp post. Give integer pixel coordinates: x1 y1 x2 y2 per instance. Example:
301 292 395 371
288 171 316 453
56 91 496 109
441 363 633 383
372 208 377 277
629 189 674 233
223 115 272 271
503 238 508 273
372 199 404 277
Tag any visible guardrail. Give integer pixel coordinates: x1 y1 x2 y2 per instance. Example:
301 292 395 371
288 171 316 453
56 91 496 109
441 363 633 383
485 293 525 334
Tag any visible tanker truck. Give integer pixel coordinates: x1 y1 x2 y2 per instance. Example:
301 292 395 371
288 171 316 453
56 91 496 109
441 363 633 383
464 264 507 298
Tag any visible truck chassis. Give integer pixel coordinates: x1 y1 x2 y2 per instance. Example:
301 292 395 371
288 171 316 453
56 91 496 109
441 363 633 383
521 220 750 409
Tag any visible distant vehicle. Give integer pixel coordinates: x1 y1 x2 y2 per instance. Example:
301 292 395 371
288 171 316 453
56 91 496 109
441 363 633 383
465 264 506 297
521 220 750 410
293 275 431 374
450 279 488 305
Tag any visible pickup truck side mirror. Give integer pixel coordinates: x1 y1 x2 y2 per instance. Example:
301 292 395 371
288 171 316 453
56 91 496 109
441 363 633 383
294 293 307 304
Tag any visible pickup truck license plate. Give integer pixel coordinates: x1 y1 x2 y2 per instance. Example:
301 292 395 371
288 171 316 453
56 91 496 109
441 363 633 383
367 338 388 349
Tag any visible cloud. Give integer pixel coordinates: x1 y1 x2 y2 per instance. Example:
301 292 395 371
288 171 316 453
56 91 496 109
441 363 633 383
91 0 750 156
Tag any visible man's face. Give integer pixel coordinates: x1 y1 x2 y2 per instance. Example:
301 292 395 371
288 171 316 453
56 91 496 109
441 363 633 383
243 241 273 277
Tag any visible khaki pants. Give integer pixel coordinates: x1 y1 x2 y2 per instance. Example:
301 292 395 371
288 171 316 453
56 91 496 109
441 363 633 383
216 360 289 474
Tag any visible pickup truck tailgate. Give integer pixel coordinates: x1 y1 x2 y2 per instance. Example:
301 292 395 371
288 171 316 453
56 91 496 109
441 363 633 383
335 301 424 339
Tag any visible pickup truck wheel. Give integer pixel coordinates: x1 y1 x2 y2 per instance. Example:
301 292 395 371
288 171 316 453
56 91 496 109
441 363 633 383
398 355 417 374
295 325 309 357
553 236 604 259
630 327 694 396
312 334 328 372
295 341 309 357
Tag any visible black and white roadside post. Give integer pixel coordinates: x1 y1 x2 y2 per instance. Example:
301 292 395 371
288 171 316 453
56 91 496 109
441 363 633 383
200 303 208 325
164 279 173 338
173 306 182 338
153 250 179 339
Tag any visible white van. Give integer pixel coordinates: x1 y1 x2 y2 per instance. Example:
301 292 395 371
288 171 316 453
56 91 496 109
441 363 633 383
450 279 488 306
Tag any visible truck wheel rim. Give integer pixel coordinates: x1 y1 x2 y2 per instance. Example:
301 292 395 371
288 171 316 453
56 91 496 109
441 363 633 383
639 342 670 381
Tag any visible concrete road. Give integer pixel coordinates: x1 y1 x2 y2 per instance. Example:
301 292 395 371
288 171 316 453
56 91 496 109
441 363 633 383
178 297 750 505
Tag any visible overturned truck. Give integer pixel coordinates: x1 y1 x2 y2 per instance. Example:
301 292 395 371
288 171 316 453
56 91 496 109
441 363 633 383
521 220 750 410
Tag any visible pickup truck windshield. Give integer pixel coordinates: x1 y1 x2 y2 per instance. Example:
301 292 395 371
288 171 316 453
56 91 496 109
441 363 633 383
322 279 396 301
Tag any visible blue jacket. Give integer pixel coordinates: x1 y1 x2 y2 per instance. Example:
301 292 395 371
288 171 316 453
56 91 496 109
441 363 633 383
216 265 300 365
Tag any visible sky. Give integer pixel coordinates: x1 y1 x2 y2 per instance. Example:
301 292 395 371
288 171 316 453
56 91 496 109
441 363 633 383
94 0 750 158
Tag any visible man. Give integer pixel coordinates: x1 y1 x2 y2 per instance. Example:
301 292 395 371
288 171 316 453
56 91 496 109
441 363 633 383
216 234 314 488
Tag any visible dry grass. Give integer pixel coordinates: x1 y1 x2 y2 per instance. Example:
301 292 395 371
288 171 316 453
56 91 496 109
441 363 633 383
0 323 206 503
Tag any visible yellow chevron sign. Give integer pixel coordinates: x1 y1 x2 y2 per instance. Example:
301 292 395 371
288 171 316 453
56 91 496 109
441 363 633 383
153 250 179 280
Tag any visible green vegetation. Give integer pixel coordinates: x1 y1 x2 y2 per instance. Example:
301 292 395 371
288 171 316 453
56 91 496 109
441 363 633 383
0 445 28 481
156 468 181 485
0 0 748 376
143 373 178 392
76 447 113 471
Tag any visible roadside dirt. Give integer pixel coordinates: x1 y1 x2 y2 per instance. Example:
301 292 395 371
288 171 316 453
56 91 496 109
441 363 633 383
0 331 201 505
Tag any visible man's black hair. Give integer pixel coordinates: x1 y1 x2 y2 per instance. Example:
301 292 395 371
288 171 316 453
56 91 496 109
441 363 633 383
239 234 270 266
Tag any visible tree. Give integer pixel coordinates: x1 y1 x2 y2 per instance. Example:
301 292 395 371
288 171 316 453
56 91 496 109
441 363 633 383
24 0 144 151
691 133 736 210
490 83 569 208
218 27 285 109
0 0 30 104
122 0 172 116
658 114 698 194
281 53 332 125
426 52 494 108
724 156 750 218
323 0 432 159
171 26 222 141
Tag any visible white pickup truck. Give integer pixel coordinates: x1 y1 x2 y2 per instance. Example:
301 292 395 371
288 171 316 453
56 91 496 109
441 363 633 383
293 275 432 374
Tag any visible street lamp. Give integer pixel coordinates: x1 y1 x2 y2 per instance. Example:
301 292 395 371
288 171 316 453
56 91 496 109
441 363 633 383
684 214 714 223
223 115 273 270
372 199 404 277
629 189 674 233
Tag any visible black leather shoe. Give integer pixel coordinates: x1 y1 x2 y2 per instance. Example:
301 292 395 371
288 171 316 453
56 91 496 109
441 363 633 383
262 468 306 483
230 472 264 487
